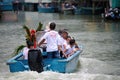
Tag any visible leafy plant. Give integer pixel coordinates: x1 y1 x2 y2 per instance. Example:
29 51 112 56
23 25 31 40
12 22 43 56
12 45 26 56
36 22 43 32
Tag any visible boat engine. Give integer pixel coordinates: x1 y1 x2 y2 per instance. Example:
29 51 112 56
28 49 43 73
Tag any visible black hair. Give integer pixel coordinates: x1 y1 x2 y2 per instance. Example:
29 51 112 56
26 39 34 48
58 29 63 35
69 39 75 45
62 30 68 35
49 22 56 30
67 35 71 39
58 29 68 35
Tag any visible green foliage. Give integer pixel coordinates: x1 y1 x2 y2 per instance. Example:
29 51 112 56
12 22 43 56
36 22 43 32
12 45 26 56
23 25 31 40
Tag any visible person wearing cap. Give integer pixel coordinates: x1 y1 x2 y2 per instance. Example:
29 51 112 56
38 22 60 58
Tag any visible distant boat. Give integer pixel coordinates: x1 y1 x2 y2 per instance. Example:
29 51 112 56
62 8 74 15
75 7 103 15
38 7 55 13
38 0 57 13
0 2 13 11
7 46 83 73
102 8 120 20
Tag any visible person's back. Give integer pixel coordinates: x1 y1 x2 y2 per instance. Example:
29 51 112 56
44 30 59 52
38 22 60 58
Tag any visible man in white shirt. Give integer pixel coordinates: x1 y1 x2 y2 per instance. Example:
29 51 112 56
38 22 60 58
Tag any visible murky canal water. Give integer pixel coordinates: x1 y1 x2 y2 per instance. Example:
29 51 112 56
0 11 120 80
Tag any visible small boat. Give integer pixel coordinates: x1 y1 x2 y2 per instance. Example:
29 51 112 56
38 7 55 13
102 8 120 20
37 0 57 13
7 46 83 73
62 8 74 15
0 2 13 11
75 7 103 15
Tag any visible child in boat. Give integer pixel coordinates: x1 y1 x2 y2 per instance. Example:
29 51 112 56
65 38 79 57
23 40 34 60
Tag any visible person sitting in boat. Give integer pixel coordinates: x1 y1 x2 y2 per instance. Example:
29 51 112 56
64 2 71 9
39 2 44 8
23 40 34 60
45 3 50 8
113 8 120 19
105 8 115 19
58 29 69 58
65 38 79 57
38 22 60 59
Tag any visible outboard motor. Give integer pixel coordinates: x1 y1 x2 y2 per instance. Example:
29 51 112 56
28 49 43 73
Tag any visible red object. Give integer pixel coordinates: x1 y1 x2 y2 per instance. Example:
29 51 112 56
30 29 36 35
30 29 37 48
34 41 37 48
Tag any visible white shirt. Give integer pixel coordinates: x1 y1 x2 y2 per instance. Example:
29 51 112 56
23 47 29 60
40 30 59 52
58 36 69 51
65 45 76 55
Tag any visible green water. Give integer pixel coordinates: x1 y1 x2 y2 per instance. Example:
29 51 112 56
0 11 120 80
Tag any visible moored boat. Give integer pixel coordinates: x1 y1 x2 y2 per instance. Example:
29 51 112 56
102 8 120 20
38 0 58 13
62 8 74 15
38 7 55 13
7 46 83 73
75 7 103 15
0 2 13 11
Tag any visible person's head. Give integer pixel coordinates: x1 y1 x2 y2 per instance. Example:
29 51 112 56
66 36 71 43
49 22 56 30
58 29 63 35
69 39 75 46
26 40 34 48
61 30 68 39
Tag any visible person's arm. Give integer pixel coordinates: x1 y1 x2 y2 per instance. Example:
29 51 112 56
58 45 67 58
38 39 45 47
67 47 79 57
38 32 48 47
